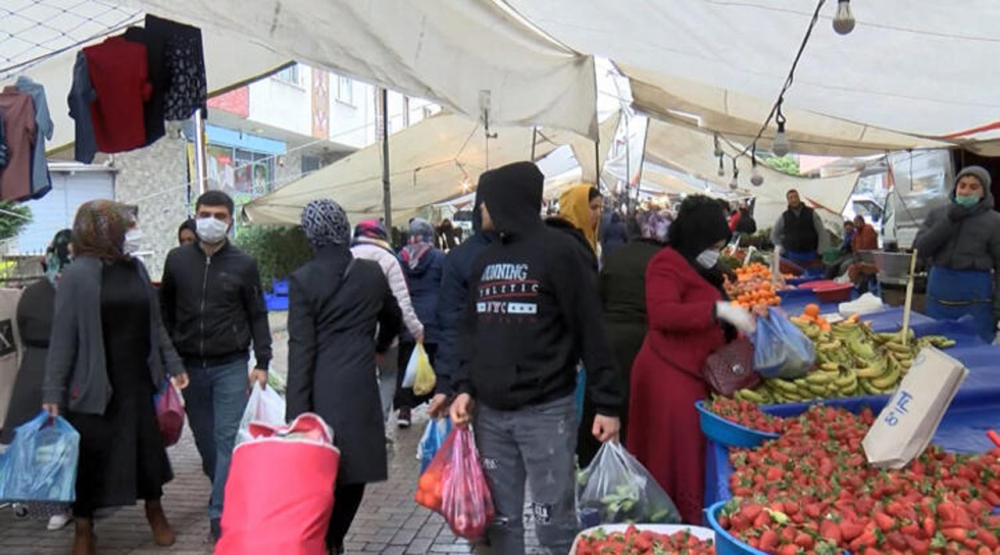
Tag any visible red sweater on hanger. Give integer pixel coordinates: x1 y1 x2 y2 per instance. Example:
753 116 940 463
83 36 152 154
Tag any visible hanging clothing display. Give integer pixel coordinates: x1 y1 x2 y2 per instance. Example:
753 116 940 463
0 110 8 168
83 36 153 154
0 87 37 201
123 26 167 146
14 76 53 200
68 51 99 164
145 14 207 121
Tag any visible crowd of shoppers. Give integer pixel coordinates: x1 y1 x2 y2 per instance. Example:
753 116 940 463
5 161 998 555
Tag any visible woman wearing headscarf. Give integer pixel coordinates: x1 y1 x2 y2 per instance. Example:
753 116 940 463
41 201 189 555
1 230 75 530
177 218 197 246
547 184 602 271
627 195 756 524
914 166 1000 342
394 218 445 427
286 199 402 555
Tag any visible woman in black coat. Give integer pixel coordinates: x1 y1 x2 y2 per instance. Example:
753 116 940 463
286 199 402 555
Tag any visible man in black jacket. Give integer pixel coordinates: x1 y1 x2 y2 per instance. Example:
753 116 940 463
451 162 622 554
159 190 271 540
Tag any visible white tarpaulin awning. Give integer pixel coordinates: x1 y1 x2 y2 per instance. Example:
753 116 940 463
136 0 599 139
644 118 860 230
504 0 1000 153
244 112 619 225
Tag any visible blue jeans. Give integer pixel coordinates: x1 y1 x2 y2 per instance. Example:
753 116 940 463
184 359 249 521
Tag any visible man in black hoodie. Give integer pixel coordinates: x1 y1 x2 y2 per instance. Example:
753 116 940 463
451 162 622 554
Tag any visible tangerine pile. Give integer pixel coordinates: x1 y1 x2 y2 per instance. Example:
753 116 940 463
726 264 783 311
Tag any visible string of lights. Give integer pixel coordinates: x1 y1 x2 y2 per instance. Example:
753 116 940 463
713 0 856 190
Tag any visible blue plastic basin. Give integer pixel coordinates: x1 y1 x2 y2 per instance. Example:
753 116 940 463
705 501 768 555
696 401 779 449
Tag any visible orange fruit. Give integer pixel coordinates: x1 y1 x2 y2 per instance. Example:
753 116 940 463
804 304 820 318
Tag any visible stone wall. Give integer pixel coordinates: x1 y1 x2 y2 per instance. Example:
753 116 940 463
113 122 191 280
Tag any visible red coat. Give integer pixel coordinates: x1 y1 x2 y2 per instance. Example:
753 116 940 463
83 37 152 154
626 247 726 524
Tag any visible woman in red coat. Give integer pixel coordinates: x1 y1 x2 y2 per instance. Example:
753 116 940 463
627 195 756 524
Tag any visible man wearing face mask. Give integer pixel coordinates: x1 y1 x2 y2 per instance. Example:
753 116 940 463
914 165 1000 342
159 190 272 541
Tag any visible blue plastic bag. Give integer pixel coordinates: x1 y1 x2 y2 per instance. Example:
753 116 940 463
752 308 815 379
417 418 453 474
0 411 80 504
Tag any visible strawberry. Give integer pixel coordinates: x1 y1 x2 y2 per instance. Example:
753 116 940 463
759 529 779 552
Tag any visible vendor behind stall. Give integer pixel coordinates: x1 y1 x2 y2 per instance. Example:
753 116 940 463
771 189 829 267
913 166 1000 342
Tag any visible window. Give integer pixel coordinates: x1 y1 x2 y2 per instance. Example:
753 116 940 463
336 75 354 105
301 155 321 174
274 65 301 86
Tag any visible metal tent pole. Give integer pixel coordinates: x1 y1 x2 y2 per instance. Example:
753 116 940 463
380 88 392 229
192 110 208 196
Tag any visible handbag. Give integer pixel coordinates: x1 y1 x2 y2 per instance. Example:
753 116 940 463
700 337 760 397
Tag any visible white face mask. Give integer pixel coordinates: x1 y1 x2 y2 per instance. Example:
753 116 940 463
196 217 229 245
123 228 143 256
696 249 721 269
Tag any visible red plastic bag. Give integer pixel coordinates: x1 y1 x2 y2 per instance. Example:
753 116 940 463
415 427 494 540
154 381 184 447
217 413 340 555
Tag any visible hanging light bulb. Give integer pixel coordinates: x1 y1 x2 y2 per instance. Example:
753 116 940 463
717 154 726 177
729 159 739 190
833 0 856 35
772 105 791 157
713 134 724 157
460 178 472 192
751 145 764 187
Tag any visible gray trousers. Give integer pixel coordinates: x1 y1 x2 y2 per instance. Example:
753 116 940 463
474 395 579 555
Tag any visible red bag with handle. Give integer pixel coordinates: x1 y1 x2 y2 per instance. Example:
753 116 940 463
154 381 185 447
216 413 340 555
415 427 494 540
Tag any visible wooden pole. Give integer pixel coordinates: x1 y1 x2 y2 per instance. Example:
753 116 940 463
901 249 919 346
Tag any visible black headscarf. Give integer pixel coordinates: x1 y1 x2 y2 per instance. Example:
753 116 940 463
668 195 733 294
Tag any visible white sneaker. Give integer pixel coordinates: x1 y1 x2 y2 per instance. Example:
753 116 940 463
47 513 72 531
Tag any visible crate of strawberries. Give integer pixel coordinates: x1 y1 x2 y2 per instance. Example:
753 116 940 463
571 524 717 555
707 404 1000 554
697 398 784 448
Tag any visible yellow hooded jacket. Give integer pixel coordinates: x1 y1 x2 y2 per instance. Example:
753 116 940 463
558 183 599 253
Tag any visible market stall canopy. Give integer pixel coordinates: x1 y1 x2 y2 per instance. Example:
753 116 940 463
1 1 290 153
136 0 599 139
503 0 1000 154
243 112 619 225
644 119 860 230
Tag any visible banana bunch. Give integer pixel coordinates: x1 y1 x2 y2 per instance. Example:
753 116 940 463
732 319 957 404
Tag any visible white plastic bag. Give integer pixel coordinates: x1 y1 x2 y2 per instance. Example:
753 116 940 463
237 383 286 445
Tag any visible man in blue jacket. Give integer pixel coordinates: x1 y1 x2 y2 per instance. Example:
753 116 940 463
429 177 495 416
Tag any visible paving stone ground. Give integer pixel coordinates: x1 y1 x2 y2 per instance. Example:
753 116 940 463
0 318 544 554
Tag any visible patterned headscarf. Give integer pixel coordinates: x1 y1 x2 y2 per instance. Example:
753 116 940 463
72 200 131 260
301 199 351 249
44 229 72 284
401 218 435 270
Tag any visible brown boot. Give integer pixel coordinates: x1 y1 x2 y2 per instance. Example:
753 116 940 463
144 499 176 547
71 518 96 555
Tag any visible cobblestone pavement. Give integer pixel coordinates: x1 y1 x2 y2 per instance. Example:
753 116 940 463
0 320 544 554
